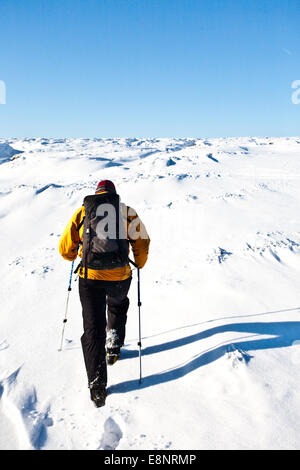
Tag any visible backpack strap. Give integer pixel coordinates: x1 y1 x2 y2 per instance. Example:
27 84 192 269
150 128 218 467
82 215 90 284
74 261 82 274
76 216 85 232
71 214 85 276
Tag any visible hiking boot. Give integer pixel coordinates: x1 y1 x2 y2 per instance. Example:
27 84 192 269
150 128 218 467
106 346 120 366
90 385 107 408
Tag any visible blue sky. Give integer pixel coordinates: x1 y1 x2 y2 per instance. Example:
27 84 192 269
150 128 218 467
0 0 299 138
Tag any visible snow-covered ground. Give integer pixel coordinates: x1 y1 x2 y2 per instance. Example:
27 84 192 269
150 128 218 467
0 136 300 450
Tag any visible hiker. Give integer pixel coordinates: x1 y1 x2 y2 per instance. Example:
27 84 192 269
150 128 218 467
59 180 150 407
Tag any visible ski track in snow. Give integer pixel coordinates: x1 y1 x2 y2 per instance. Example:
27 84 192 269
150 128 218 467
1 136 300 449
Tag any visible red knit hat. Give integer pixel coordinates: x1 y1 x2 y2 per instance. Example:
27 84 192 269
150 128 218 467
96 180 116 193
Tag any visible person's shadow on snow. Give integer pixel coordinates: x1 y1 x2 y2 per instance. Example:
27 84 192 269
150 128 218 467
108 316 300 395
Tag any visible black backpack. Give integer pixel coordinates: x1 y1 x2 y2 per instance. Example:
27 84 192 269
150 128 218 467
81 192 129 278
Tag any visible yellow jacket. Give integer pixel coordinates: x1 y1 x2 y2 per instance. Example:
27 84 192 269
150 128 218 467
59 198 150 281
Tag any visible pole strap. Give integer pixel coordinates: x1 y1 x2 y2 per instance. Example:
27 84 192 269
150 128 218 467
129 258 138 268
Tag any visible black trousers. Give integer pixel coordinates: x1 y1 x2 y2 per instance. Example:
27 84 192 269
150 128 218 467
78 276 132 387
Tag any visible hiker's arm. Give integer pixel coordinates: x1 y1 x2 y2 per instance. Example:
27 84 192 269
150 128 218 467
59 207 84 261
127 208 150 269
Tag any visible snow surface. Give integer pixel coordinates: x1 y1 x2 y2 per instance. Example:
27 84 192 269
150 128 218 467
0 136 300 450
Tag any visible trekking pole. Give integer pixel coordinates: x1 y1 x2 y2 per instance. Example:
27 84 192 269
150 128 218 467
137 267 142 385
58 260 74 352
129 259 143 384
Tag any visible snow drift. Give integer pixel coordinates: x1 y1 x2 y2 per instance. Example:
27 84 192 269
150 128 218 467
0 142 23 164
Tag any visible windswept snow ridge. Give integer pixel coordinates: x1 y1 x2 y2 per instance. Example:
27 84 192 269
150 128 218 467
0 143 23 163
0 136 300 449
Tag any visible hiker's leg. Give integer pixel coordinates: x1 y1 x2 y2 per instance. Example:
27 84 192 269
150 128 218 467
79 277 107 387
106 277 132 349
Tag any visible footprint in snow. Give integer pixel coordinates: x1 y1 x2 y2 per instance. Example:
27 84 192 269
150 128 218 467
207 247 233 264
0 339 9 351
166 158 176 167
226 345 253 368
0 367 53 450
98 417 123 450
